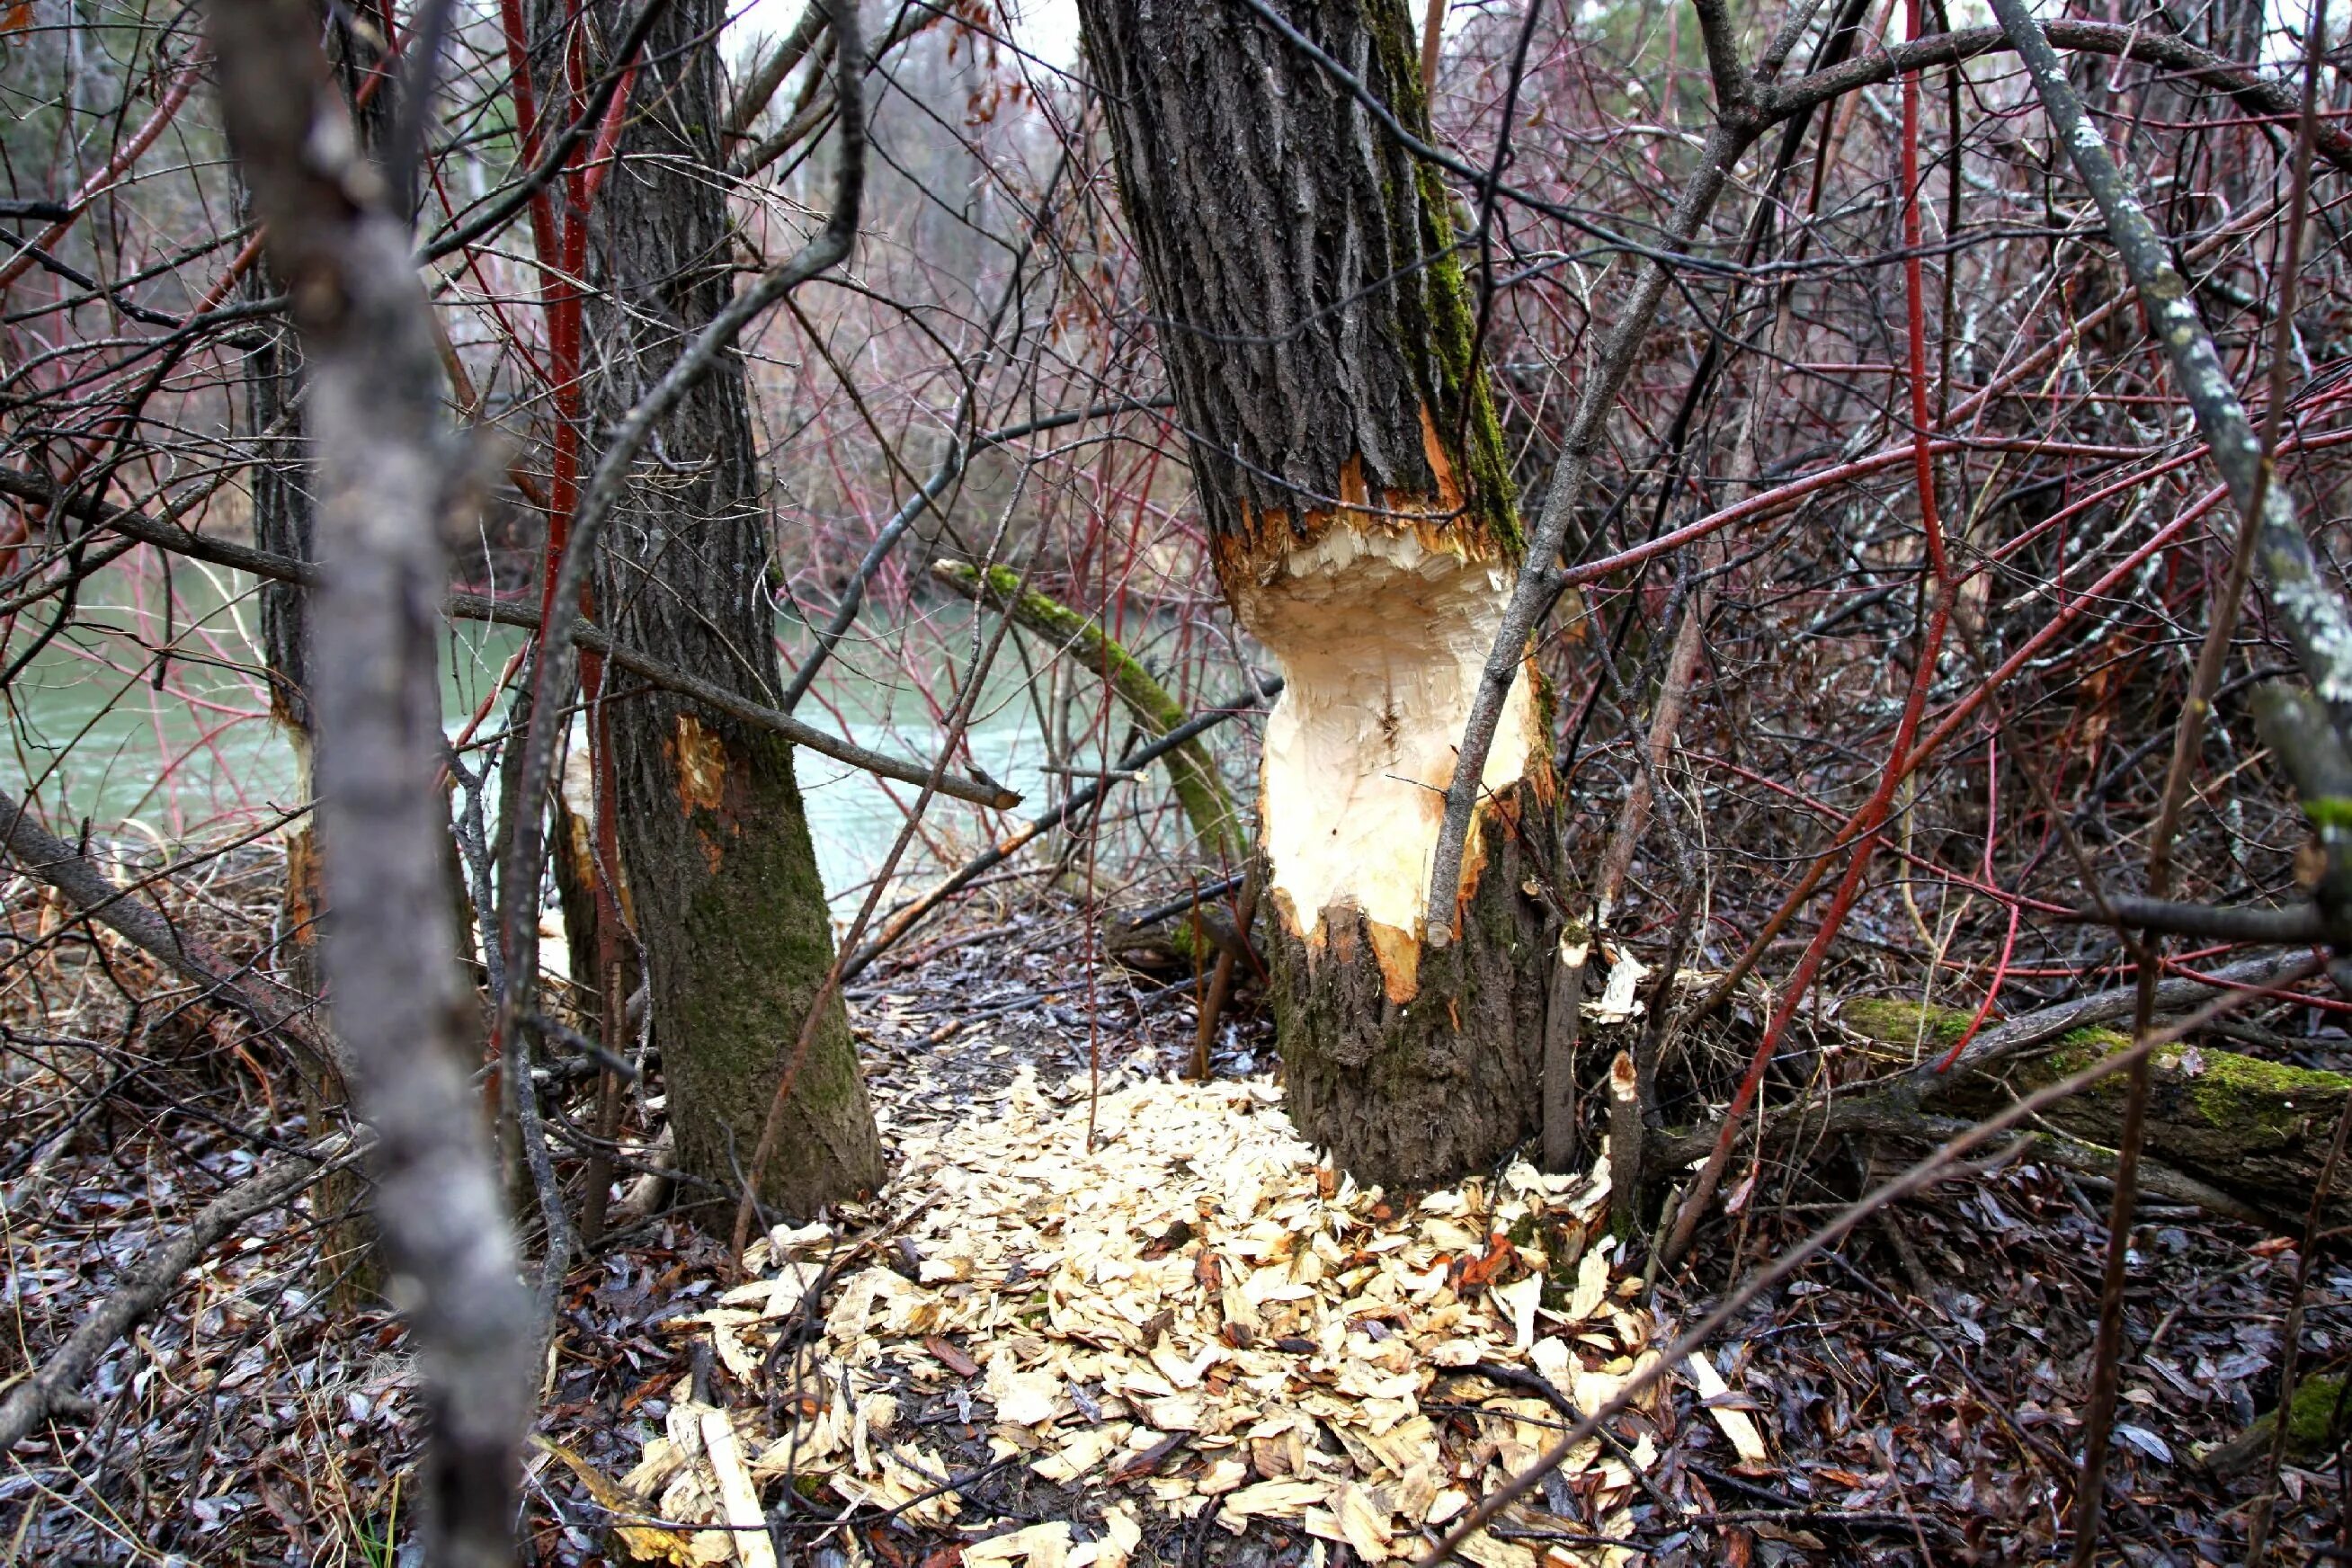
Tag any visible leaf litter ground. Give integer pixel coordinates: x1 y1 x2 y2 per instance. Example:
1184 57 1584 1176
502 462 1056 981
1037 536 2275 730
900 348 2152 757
7 886 2351 1565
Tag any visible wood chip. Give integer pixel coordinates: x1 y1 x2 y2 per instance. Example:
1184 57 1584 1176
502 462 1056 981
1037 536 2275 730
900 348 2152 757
966 1520 1074 1565
1684 1351 1770 1467
925 1333 980 1376
699 1410 778 1568
626 1072 1669 1564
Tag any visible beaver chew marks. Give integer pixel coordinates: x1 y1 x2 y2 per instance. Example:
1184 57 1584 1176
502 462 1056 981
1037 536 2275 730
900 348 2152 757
1233 524 1539 1007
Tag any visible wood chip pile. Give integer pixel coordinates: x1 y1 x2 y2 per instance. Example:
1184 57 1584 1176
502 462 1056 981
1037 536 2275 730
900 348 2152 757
619 1069 1767 1567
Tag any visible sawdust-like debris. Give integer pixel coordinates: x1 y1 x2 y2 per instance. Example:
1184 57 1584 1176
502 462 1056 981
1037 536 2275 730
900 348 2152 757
625 1070 1762 1564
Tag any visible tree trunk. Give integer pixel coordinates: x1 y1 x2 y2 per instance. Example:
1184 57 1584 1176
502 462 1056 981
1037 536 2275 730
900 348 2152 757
566 0 884 1219
1078 0 1560 1188
245 270 323 994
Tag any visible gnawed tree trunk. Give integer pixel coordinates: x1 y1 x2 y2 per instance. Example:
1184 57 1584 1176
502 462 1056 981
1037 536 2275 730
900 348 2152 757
552 743 636 1021
1078 0 1560 1187
566 0 883 1218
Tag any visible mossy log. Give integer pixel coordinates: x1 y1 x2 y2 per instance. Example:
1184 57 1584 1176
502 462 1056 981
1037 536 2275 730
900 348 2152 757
2201 1372 2349 1474
931 558 1243 864
1839 998 2351 1218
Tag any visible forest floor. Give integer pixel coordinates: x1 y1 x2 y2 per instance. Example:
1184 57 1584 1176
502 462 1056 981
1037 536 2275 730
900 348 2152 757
3 862 2349 1565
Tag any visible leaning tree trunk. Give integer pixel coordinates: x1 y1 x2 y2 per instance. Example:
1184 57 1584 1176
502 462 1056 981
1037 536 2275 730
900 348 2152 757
1078 0 1560 1187
562 0 883 1217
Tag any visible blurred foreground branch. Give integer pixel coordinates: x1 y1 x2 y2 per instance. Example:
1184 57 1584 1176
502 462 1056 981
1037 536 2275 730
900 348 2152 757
206 0 538 1562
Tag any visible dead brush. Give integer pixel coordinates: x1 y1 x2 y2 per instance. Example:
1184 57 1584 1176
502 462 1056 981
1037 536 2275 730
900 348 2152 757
0 832 415 1564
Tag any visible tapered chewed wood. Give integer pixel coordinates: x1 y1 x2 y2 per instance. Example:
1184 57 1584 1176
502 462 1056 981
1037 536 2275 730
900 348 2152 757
1078 0 1558 1186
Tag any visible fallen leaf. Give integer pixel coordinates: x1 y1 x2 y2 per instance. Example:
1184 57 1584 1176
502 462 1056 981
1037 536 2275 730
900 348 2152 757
925 1333 980 1376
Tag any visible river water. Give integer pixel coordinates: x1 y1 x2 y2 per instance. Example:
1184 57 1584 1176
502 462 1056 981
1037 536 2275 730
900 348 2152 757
1 575 1050 906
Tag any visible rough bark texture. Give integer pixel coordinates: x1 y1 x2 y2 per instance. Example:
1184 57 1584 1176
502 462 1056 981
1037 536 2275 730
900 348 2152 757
1076 0 1513 559
552 745 637 1022
1081 0 1557 1187
565 0 883 1217
1268 810 1557 1189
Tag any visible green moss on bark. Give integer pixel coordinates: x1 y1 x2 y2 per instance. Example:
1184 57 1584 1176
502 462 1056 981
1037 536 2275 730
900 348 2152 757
665 728 884 1218
1411 161 1520 553
2008 1029 2348 1212
2288 1372 2349 1450
1836 995 2349 1214
1842 997 1973 1048
2028 1033 2351 1142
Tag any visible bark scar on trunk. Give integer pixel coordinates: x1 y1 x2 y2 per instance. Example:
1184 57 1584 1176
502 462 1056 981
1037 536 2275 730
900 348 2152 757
674 712 730 815
1231 498 1540 1004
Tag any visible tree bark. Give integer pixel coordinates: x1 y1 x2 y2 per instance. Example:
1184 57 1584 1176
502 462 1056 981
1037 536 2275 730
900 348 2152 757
1837 999 2352 1220
238 1 396 1306
564 0 884 1218
208 0 539 1555
1078 0 1559 1188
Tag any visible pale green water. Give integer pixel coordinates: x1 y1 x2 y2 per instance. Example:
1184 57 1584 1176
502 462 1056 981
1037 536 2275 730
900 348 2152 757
1 575 1050 905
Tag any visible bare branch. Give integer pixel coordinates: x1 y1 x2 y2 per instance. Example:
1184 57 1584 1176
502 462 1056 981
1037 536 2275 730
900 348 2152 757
1771 19 2352 176
1423 119 1755 943
0 468 1013 806
1991 0 2352 886
206 1 539 1563
726 0 829 141
1691 0 1754 117
1413 964 2317 1568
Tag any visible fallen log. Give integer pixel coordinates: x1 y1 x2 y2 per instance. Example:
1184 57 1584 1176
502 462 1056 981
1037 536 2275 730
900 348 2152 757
2200 1371 2348 1474
1838 997 2351 1218
1643 958 2349 1227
